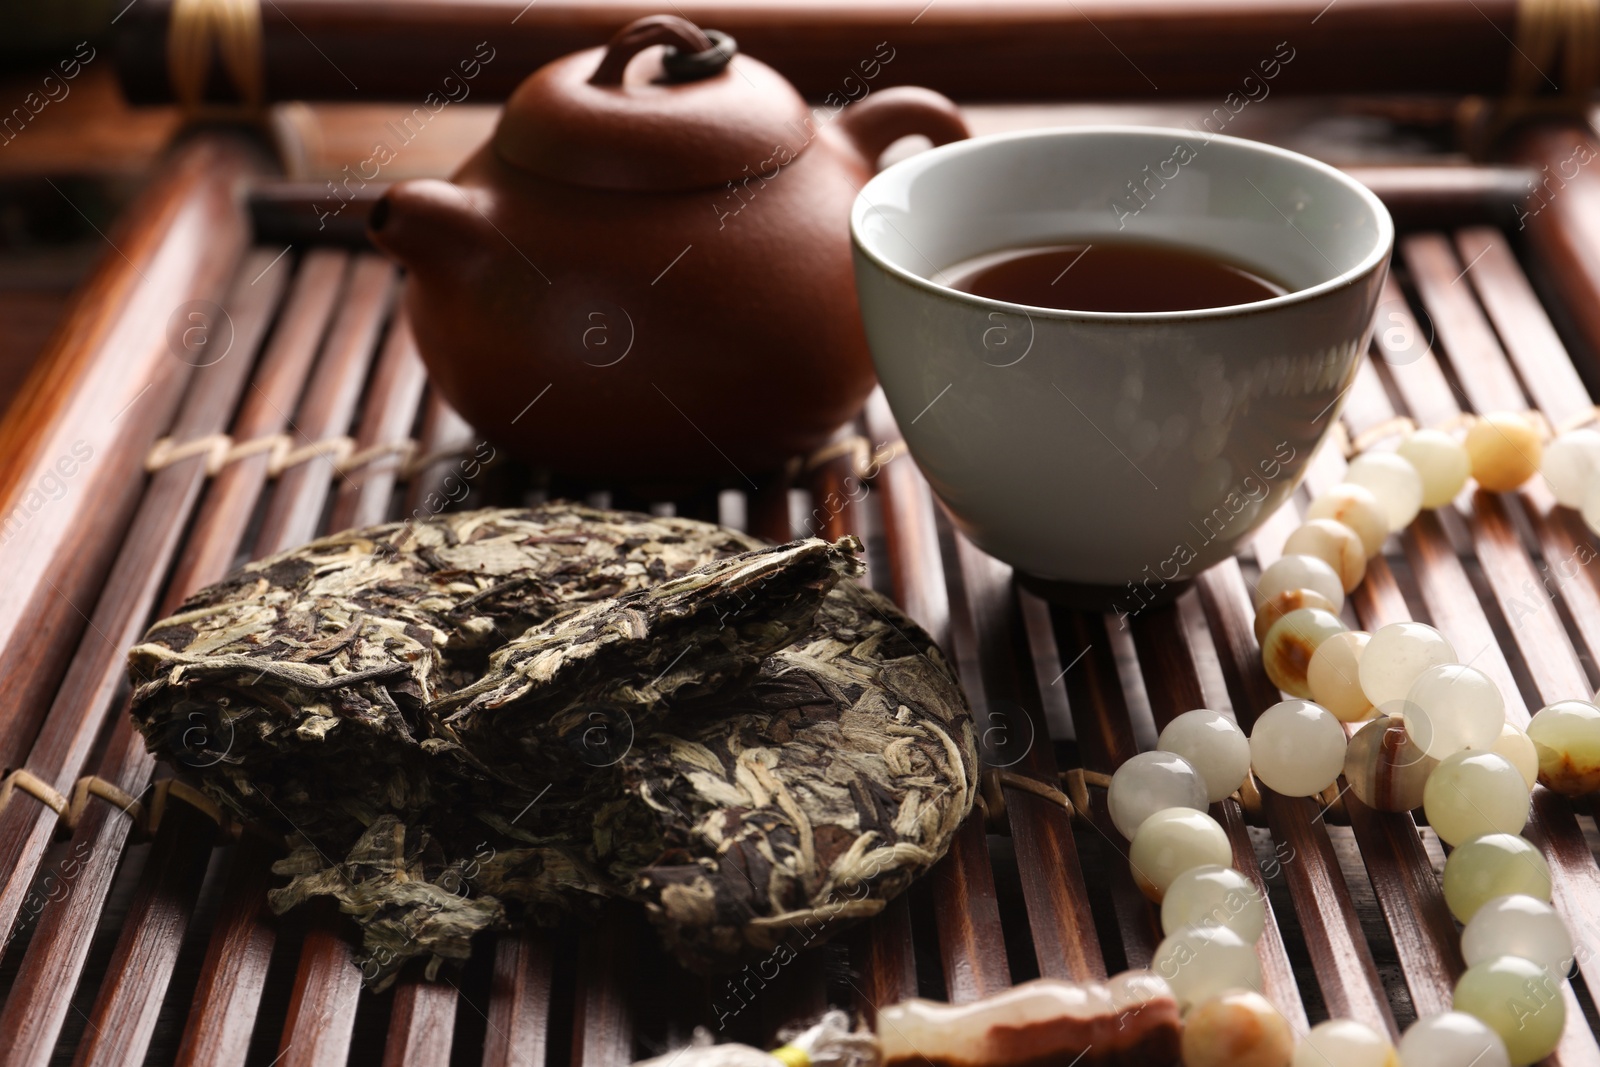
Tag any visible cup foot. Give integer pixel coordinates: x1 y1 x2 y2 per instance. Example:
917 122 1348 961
1015 571 1194 612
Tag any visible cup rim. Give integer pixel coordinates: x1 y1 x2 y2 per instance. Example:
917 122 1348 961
850 124 1395 323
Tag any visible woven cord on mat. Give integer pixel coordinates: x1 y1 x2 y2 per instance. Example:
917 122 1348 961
0 770 141 832
0 767 257 842
146 430 912 485
1460 0 1600 155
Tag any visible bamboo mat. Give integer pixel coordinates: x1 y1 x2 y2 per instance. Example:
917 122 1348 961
1 218 1599 1066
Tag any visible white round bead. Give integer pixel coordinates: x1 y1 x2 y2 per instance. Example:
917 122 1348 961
1359 621 1456 708
1539 428 1600 508
1182 990 1293 1067
1423 751 1530 847
1292 1019 1398 1067
1248 699 1347 797
1307 484 1389 557
1461 894 1574 975
1398 429 1472 509
1256 588 1340 646
1107 750 1208 840
1453 956 1564 1066
1443 833 1553 923
1284 518 1367 592
1156 709 1251 803
1402 663 1505 760
1256 554 1345 614
1396 1012 1510 1067
1466 412 1543 493
1346 451 1424 530
1263 608 1348 699
1160 864 1266 942
1527 698 1600 796
1150 924 1262 1008
1128 807 1233 902
1308 630 1375 723
1491 722 1539 789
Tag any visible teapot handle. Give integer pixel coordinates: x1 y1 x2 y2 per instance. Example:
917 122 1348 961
835 86 969 167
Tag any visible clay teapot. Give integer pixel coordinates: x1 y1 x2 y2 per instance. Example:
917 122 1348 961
368 15 967 483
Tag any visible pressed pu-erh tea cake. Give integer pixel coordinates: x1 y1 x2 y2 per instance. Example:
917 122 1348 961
127 504 976 986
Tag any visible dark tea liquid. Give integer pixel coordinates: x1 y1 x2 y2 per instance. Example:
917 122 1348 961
945 239 1287 313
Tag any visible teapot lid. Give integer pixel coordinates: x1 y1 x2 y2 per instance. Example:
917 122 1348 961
495 16 814 191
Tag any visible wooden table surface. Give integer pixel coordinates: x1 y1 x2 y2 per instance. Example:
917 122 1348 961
3 54 1600 1066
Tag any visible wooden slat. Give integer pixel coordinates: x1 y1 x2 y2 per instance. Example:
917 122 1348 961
1456 229 1590 419
0 134 264 775
480 933 554 1067
255 254 395 554
1048 608 1161 971
847 896 918 1020
863 391 949 644
382 978 457 1067
748 477 794 544
947 535 1105 982
803 429 871 587
174 833 284 1067
572 908 633 1067
403 393 478 518
280 911 366 1067
329 308 428 532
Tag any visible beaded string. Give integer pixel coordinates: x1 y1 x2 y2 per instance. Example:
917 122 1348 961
1107 408 1598 1067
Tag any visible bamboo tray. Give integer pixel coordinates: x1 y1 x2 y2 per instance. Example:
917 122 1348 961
3 133 1600 1067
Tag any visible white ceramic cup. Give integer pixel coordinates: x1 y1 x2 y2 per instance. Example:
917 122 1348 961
851 125 1392 605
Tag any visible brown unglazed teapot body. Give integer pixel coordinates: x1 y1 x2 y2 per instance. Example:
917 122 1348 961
368 16 966 483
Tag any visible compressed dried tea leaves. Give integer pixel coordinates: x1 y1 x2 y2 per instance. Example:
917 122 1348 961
431 536 866 785
597 584 974 970
128 505 767 849
128 504 975 987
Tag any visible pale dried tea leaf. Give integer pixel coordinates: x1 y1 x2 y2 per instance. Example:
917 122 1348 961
270 815 506 991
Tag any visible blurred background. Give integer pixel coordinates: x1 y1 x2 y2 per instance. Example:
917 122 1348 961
0 0 1476 419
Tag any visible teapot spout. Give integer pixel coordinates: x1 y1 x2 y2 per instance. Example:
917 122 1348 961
367 179 495 279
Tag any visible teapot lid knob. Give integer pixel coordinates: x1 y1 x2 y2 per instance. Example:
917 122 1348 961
662 30 737 82
494 13 809 192
589 15 737 86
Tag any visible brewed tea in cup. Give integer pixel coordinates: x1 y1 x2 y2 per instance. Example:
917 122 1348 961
850 126 1392 608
